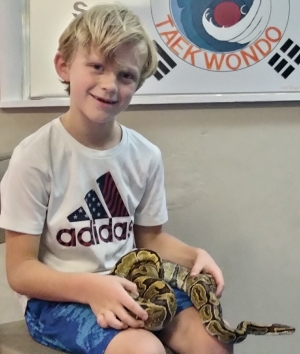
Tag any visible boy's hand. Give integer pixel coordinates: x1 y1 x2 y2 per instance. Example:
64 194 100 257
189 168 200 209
190 248 225 298
86 274 148 330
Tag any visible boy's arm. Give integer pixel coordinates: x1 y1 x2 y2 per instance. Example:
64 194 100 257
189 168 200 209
134 224 225 297
6 230 90 303
5 230 147 329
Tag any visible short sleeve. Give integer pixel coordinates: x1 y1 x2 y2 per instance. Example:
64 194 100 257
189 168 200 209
134 149 168 226
0 146 50 235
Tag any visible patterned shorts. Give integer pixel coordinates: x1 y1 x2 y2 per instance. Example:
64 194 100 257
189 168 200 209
25 288 193 354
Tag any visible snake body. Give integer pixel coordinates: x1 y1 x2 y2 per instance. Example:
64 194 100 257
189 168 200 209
110 249 295 344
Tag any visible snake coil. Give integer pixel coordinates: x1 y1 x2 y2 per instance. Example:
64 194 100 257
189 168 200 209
110 249 295 344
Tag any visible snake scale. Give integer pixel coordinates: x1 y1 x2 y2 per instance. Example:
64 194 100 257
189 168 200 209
110 249 295 344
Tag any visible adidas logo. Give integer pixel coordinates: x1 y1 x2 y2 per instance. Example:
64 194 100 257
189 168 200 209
268 38 300 79
56 172 133 247
154 40 177 81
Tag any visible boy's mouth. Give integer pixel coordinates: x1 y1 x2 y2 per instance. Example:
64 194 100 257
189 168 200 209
90 93 117 105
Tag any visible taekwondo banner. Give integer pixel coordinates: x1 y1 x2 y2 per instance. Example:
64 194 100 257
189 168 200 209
24 0 300 102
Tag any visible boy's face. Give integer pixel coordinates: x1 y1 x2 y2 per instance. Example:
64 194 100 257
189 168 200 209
55 42 144 124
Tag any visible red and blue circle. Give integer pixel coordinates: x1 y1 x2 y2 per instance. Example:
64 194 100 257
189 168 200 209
170 0 253 52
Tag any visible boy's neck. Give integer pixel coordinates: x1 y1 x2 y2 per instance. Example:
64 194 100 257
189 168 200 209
60 111 122 151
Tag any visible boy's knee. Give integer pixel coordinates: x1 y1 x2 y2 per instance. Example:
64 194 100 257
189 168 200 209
105 328 166 354
208 341 234 354
160 307 234 354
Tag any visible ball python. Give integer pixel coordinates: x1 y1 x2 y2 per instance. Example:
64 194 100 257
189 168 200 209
110 248 295 344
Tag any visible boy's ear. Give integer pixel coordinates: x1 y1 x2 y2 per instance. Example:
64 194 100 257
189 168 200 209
54 52 70 81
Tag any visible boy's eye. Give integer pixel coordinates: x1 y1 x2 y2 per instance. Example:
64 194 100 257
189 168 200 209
91 64 103 71
119 71 136 82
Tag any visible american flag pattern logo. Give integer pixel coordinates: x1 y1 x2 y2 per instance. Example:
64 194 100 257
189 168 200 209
97 172 129 217
67 172 129 223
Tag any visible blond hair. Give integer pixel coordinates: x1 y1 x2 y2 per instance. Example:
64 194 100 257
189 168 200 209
58 3 157 93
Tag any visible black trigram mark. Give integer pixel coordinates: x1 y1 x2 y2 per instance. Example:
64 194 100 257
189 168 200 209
268 38 300 79
154 41 177 81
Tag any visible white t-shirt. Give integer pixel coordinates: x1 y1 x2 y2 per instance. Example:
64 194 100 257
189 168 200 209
0 117 168 312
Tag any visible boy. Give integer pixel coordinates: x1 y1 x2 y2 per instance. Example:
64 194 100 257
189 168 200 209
0 4 233 354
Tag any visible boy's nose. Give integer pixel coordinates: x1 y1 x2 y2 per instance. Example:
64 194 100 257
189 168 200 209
100 72 118 92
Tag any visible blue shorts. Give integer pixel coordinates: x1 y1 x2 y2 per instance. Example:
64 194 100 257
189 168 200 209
25 288 193 354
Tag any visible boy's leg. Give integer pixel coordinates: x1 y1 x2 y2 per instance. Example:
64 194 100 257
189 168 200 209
158 289 234 354
105 328 166 354
25 298 166 354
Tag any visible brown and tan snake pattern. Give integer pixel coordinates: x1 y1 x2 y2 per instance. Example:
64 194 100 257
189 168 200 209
110 249 295 344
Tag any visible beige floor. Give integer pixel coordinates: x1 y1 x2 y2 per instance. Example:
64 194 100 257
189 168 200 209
0 244 24 325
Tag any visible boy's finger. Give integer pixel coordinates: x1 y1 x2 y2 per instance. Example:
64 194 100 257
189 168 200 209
216 281 225 298
190 265 225 297
97 313 108 328
190 262 204 276
123 296 148 321
116 307 145 328
102 310 128 330
118 277 139 296
210 269 225 297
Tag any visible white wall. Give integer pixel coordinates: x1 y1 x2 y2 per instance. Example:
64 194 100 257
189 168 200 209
0 102 299 353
